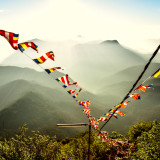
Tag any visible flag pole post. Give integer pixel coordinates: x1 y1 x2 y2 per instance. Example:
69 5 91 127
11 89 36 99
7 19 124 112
57 123 91 160
88 124 91 160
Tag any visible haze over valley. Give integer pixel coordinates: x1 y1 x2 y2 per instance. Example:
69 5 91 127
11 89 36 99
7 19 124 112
0 39 160 137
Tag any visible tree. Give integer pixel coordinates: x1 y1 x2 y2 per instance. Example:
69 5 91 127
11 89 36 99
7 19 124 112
128 121 160 159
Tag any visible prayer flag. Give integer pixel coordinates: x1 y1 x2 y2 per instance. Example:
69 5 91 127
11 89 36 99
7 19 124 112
98 117 108 122
18 42 38 52
0 30 19 50
130 93 141 100
45 67 63 74
121 101 130 108
152 68 160 78
134 84 152 92
67 89 76 94
83 109 90 115
116 110 125 116
33 51 54 64
56 74 70 88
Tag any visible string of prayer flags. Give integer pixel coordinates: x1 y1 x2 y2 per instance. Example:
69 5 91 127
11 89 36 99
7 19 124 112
72 93 79 98
89 116 99 126
45 67 63 74
121 101 130 108
69 82 78 87
83 109 90 115
93 124 99 130
152 68 160 78
98 131 108 139
105 113 118 119
98 117 108 122
56 74 70 87
72 88 82 98
116 110 125 116
101 131 108 136
108 109 125 116
33 51 54 64
115 104 122 109
134 84 153 92
18 42 38 52
113 114 118 119
76 100 83 106
84 100 91 109
129 93 141 100
0 30 19 50
105 113 112 117
73 82 78 86
63 82 78 88
67 89 76 94
77 100 90 109
109 109 116 113
88 115 93 122
46 51 55 61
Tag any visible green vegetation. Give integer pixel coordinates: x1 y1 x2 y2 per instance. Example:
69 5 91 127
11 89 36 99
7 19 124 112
0 121 159 160
128 121 160 160
1 66 160 137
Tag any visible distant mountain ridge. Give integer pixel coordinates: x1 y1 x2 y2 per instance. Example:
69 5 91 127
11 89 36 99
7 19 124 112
100 40 120 45
0 38 160 136
0 66 106 137
68 39 146 92
1 39 146 92
0 65 159 137
98 63 160 93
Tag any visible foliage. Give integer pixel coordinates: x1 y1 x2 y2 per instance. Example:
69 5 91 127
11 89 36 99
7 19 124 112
128 121 160 160
0 121 159 159
0 124 62 160
128 120 153 141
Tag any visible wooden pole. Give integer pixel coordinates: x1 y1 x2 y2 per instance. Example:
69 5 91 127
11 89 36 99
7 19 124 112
88 124 91 160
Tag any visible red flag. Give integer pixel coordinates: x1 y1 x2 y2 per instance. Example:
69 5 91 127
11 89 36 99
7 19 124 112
116 110 125 116
70 82 78 87
98 117 108 121
121 101 130 108
130 93 141 100
67 89 76 94
0 30 19 50
18 42 38 52
56 74 70 88
83 109 90 115
134 84 152 92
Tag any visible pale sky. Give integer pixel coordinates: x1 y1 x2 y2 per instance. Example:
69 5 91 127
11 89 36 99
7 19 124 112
0 0 160 61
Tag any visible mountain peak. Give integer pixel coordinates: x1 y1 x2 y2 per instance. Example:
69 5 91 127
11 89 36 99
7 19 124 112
100 40 120 45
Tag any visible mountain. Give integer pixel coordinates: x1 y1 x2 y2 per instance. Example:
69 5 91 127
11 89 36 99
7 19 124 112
95 63 160 111
1 39 77 71
67 40 146 92
0 66 106 137
97 63 160 94
0 62 159 137
0 38 159 136
94 63 160 133
101 81 160 134
1 39 146 93
0 81 88 133
0 66 65 88
0 79 102 138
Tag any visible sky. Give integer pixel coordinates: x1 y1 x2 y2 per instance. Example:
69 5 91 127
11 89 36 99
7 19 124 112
0 0 160 61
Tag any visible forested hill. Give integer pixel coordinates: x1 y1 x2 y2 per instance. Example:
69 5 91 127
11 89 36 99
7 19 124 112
0 65 160 138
